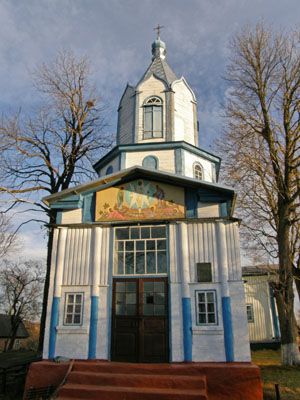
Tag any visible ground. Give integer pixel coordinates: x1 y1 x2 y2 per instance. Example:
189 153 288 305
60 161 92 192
252 349 300 400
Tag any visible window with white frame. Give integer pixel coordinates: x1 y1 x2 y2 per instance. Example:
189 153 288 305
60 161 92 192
246 304 254 323
64 293 84 325
196 290 217 325
194 163 203 180
196 262 213 283
143 96 163 139
114 225 167 275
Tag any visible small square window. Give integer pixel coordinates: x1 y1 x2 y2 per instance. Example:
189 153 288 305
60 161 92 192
246 304 254 323
64 293 83 325
196 263 212 283
196 290 217 325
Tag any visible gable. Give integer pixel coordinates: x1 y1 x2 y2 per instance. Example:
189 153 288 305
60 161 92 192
95 179 185 222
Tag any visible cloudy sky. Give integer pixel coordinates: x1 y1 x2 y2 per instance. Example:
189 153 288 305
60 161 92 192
0 0 299 259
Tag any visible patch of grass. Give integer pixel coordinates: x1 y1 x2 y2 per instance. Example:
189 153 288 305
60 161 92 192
252 349 300 400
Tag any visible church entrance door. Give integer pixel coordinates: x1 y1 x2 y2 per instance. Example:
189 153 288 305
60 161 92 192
111 277 169 363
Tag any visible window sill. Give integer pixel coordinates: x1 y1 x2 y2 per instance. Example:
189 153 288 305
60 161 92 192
56 326 88 334
192 328 223 335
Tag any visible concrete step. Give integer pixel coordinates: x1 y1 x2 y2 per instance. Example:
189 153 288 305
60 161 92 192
58 383 208 400
67 370 207 390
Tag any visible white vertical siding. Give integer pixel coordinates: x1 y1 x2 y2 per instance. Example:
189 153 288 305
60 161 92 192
244 276 275 342
226 222 242 281
187 222 219 282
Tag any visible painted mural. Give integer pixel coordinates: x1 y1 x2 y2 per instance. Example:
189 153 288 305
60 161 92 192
96 179 185 221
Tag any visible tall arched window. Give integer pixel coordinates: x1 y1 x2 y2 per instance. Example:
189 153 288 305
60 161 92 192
142 155 158 170
143 96 163 139
194 163 203 180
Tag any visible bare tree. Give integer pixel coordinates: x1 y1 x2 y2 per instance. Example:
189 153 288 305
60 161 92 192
219 23 300 365
0 213 19 258
0 50 111 350
0 260 45 351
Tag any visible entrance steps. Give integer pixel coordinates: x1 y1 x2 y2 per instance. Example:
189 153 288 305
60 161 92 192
57 361 208 400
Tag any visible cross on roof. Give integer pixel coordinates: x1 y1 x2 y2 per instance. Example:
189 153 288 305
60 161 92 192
154 24 165 39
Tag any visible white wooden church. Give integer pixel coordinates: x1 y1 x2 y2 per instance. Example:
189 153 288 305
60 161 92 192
42 34 251 364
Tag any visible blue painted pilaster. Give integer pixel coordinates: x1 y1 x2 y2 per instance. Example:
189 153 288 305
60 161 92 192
88 296 99 359
222 296 234 362
182 297 192 362
48 297 60 359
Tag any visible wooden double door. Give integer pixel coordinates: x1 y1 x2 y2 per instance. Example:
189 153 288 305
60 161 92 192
111 277 169 363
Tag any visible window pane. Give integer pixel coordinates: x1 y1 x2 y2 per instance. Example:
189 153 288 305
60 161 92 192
146 252 156 273
136 241 145 251
118 241 124 251
207 303 215 313
75 305 81 313
68 294 74 304
67 305 73 313
116 282 125 292
198 293 205 303
198 313 207 324
208 314 216 323
74 314 81 324
126 282 136 292
125 253 134 274
144 304 154 315
141 227 150 239
65 314 73 324
144 108 152 132
136 252 145 274
116 304 126 315
144 293 154 304
116 228 129 240
126 241 134 251
206 292 214 302
154 305 165 316
157 252 167 273
126 293 136 305
154 282 164 292
154 292 165 305
130 227 140 239
117 253 124 274
144 282 154 292
75 295 82 304
157 240 166 250
126 304 136 315
151 226 166 238
147 240 155 250
153 106 162 134
198 303 206 313
116 292 125 304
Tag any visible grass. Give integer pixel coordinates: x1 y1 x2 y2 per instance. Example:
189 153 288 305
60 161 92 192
252 349 300 400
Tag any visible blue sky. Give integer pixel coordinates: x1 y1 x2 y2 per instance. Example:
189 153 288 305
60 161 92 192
0 0 299 259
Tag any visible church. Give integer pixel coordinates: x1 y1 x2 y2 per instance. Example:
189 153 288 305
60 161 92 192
42 33 251 366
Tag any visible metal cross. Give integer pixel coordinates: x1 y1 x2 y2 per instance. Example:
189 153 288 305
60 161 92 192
154 24 165 39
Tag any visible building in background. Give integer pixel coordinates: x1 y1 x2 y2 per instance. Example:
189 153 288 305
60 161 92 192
243 266 280 348
0 315 29 351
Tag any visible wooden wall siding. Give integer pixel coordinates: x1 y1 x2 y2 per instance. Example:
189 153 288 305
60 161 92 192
137 76 167 142
61 209 82 224
125 149 175 173
187 222 218 283
62 228 92 286
225 223 242 281
118 86 135 145
244 276 274 341
173 80 195 145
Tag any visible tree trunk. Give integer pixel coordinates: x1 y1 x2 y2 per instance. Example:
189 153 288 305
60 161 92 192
38 210 56 353
276 204 300 366
6 316 21 352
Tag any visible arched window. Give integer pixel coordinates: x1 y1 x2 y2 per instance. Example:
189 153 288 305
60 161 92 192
194 163 203 180
106 165 113 175
143 96 163 139
142 155 158 170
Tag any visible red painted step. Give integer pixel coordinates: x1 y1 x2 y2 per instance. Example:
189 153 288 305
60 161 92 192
56 361 209 400
58 383 208 400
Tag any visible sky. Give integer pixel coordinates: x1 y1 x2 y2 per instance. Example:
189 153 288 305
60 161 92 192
0 0 299 261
